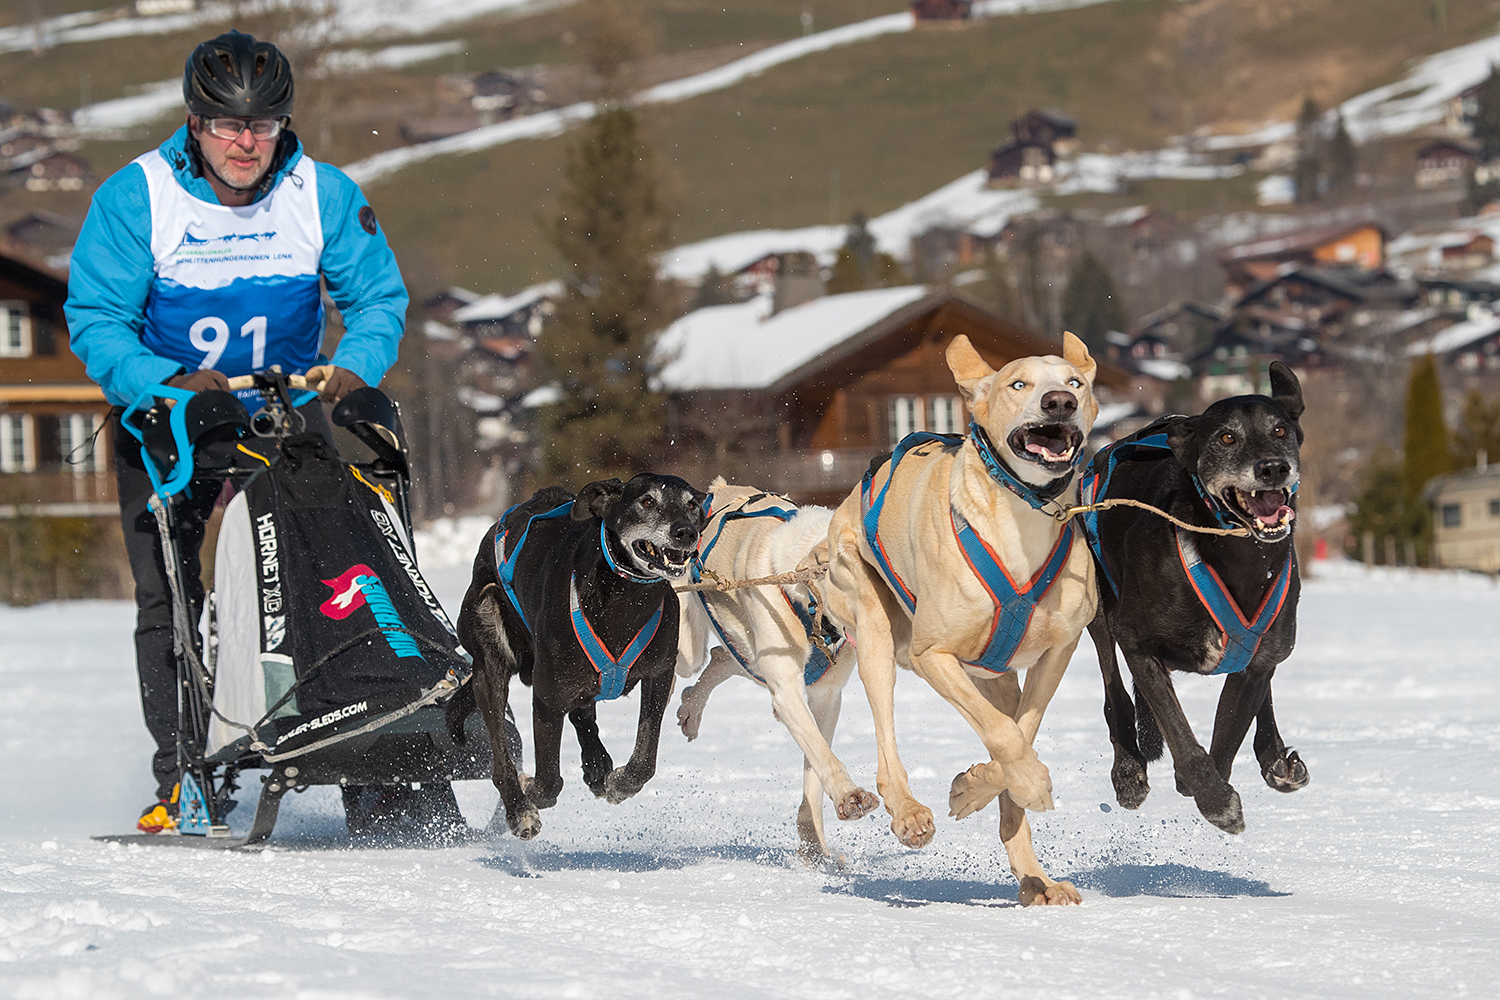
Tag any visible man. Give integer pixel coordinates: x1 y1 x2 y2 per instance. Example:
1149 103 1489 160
66 30 408 832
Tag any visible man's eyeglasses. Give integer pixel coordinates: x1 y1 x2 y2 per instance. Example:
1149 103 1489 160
200 117 285 142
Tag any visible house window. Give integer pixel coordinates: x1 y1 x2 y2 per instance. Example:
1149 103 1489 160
889 396 925 445
1442 503 1462 528
0 302 31 358
0 414 35 472
58 413 104 473
929 396 963 435
1489 498 1499 517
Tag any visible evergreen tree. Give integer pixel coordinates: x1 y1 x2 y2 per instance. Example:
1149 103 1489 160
826 247 864 294
1403 353 1452 512
1294 95 1323 203
538 102 671 484
1451 388 1500 468
827 212 886 293
694 263 735 308
1348 447 1418 562
1471 63 1500 161
1326 112 1357 191
1060 250 1127 354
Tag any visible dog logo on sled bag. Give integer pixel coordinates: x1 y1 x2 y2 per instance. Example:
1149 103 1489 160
319 564 425 659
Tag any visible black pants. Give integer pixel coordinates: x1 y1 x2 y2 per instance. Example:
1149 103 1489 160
113 404 335 800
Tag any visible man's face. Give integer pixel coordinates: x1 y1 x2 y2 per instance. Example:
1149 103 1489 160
191 116 277 191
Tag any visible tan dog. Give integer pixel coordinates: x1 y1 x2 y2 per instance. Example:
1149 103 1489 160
821 333 1099 906
675 481 879 861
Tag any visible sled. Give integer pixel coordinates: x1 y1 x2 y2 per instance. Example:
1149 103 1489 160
94 371 512 849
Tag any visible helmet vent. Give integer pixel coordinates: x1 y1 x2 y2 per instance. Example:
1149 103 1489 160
254 51 267 77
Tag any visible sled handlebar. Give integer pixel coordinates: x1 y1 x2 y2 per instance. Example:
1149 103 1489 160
225 368 330 393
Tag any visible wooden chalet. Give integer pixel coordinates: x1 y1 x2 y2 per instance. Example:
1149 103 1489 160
912 0 972 22
0 243 113 517
987 109 1077 187
1220 223 1386 297
654 286 1132 504
1415 139 1478 189
1127 301 1226 361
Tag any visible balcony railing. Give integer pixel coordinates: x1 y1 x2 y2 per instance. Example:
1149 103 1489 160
668 448 883 501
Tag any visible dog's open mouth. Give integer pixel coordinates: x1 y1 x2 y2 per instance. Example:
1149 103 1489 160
633 539 695 579
1224 487 1296 540
1007 422 1083 474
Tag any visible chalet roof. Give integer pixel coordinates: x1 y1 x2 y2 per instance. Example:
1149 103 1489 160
655 286 932 391
0 240 67 297
656 286 1127 394
1416 138 1479 159
1221 222 1387 265
1132 300 1227 335
1407 314 1500 356
1236 266 1416 308
450 280 561 324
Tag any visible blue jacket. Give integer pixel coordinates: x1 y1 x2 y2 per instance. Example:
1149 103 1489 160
66 125 408 407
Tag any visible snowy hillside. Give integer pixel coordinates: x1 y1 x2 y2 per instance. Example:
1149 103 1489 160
0 561 1495 997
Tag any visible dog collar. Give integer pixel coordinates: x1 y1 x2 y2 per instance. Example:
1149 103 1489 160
600 521 659 585
968 419 1078 511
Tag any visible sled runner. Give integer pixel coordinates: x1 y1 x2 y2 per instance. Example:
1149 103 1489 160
95 371 511 849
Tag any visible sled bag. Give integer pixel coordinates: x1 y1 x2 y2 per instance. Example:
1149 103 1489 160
206 435 465 760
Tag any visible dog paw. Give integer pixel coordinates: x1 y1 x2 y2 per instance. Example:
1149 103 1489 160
676 693 704 741
795 836 845 869
889 802 936 848
1262 749 1310 793
1018 876 1082 907
519 773 562 810
948 767 1000 820
603 767 644 804
1195 784 1245 834
1003 756 1054 813
836 787 879 821
1111 755 1150 810
507 803 541 840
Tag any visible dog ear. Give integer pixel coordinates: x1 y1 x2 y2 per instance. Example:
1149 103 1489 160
946 334 995 423
1268 361 1304 421
571 478 625 521
692 489 711 529
1063 331 1097 384
1164 415 1199 465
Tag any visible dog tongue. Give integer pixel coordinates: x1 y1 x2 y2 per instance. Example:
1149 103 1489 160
1246 489 1293 526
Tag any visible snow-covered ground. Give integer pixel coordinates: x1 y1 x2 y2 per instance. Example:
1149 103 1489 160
0 560 1495 997
0 0 548 57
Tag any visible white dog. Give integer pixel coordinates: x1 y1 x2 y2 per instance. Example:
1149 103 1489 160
675 480 879 860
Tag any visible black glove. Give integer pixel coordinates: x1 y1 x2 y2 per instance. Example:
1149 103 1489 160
306 366 368 402
167 370 231 393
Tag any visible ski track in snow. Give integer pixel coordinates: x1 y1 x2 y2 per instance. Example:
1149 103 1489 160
0 562 1496 997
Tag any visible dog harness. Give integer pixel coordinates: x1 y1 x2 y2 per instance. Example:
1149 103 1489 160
494 500 665 701
693 494 843 686
860 428 1078 673
1078 422 1296 675
1176 530 1293 675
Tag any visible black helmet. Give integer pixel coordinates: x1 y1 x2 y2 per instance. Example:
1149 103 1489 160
183 30 293 119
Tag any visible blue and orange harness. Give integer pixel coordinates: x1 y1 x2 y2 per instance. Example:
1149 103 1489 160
494 502 664 702
860 424 1078 674
693 494 842 687
1078 422 1295 675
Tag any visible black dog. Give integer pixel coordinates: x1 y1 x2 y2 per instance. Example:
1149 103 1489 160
1082 362 1308 834
449 474 707 839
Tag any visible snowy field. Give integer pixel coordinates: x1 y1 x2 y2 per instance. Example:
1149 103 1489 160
1 561 1497 998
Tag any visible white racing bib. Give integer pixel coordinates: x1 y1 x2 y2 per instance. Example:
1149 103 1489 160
137 151 325 392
